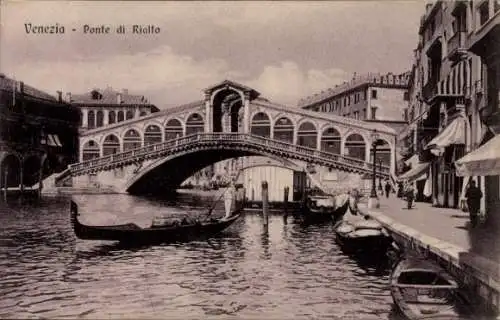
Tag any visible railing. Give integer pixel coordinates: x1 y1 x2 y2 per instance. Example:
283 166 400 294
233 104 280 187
69 133 391 177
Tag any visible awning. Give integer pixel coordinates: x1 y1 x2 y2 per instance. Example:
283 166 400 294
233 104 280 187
455 134 500 176
425 116 466 155
397 162 430 182
46 134 63 147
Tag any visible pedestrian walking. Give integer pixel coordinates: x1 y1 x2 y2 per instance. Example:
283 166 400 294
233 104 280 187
465 180 482 227
384 180 391 198
404 182 415 210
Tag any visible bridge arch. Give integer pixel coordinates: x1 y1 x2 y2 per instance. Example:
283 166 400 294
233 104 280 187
370 138 392 167
344 133 367 161
0 154 22 189
96 110 104 127
101 134 121 156
126 110 134 120
320 127 341 154
143 123 163 145
122 128 143 151
273 116 294 143
185 113 205 135
81 139 101 161
164 118 184 140
87 110 96 129
211 88 244 133
117 111 125 122
250 111 271 138
297 121 318 149
108 111 116 125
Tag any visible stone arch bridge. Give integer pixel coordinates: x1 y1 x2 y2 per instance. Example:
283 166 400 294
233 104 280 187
62 80 397 195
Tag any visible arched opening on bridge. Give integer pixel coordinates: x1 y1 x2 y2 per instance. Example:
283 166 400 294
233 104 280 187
144 125 162 145
186 113 204 135
212 89 242 133
371 139 391 168
250 112 271 137
344 133 366 161
102 134 121 156
96 111 104 127
87 111 95 129
109 111 116 125
126 110 134 120
140 111 147 117
117 111 125 122
0 155 21 189
82 140 100 161
23 155 41 187
165 119 183 140
273 117 294 143
79 111 83 127
297 122 317 149
123 129 142 151
321 127 341 154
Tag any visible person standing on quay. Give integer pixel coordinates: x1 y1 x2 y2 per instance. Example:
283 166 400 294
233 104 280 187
384 180 391 198
465 180 483 227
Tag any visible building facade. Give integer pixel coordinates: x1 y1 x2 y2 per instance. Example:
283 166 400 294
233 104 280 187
0 74 80 195
70 88 159 131
398 0 499 215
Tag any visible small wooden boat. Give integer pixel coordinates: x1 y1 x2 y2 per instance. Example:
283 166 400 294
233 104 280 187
390 256 473 320
334 218 391 253
70 201 242 244
300 193 352 224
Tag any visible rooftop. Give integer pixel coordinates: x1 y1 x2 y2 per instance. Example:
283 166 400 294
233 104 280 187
298 71 411 108
0 74 59 102
70 87 157 109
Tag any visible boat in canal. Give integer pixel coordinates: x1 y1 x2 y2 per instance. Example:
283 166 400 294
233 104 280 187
70 200 242 244
299 192 355 224
333 217 392 253
390 256 473 320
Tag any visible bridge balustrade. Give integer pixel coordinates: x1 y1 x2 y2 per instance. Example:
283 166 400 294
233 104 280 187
69 132 390 176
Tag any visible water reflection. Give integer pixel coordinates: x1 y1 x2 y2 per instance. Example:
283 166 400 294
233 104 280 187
0 193 396 319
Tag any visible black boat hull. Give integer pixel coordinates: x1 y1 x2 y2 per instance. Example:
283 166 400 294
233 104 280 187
70 201 242 244
335 232 392 254
299 201 349 224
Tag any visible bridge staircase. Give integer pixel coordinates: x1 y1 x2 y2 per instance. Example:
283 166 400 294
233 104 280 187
68 133 391 180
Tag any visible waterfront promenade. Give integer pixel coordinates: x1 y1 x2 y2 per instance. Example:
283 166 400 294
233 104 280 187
359 194 500 316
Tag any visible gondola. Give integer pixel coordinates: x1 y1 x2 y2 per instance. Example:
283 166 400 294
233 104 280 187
334 217 392 253
70 201 242 244
299 194 350 224
390 256 474 320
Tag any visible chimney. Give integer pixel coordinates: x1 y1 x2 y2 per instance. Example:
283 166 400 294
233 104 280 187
66 92 72 102
19 81 24 93
117 93 122 104
57 91 62 102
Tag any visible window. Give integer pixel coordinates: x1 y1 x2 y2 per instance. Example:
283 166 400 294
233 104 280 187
371 107 377 120
363 90 367 100
404 109 408 122
479 1 490 26
371 89 378 99
403 91 409 101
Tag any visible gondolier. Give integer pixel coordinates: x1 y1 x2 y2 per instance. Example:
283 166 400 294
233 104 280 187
224 180 236 219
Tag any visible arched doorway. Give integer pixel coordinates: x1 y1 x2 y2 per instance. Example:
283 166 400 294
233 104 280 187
102 134 120 156
165 119 183 140
126 110 134 120
123 129 141 151
82 140 101 161
297 122 317 149
23 155 41 187
321 127 341 154
344 133 366 161
108 111 116 125
212 89 243 133
144 125 162 145
0 155 21 189
186 113 204 135
250 112 271 137
273 117 294 143
117 111 124 122
371 139 391 167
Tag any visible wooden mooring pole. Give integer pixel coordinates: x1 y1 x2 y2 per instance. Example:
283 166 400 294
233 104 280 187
3 168 8 202
262 181 269 229
283 186 289 224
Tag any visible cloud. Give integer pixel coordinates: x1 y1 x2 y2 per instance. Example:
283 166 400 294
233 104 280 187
248 61 349 106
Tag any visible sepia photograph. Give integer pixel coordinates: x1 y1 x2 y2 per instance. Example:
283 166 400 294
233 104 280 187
0 0 499 319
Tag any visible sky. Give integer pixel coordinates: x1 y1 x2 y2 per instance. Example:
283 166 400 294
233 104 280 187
0 1 424 109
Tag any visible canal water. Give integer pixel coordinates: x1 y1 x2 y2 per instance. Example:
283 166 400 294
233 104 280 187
0 192 400 319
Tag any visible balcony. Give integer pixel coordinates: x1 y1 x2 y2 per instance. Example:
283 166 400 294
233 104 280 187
447 31 468 62
469 3 500 57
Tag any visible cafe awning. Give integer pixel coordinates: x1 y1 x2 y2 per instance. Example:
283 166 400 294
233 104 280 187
455 134 500 176
425 116 466 155
397 162 430 182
